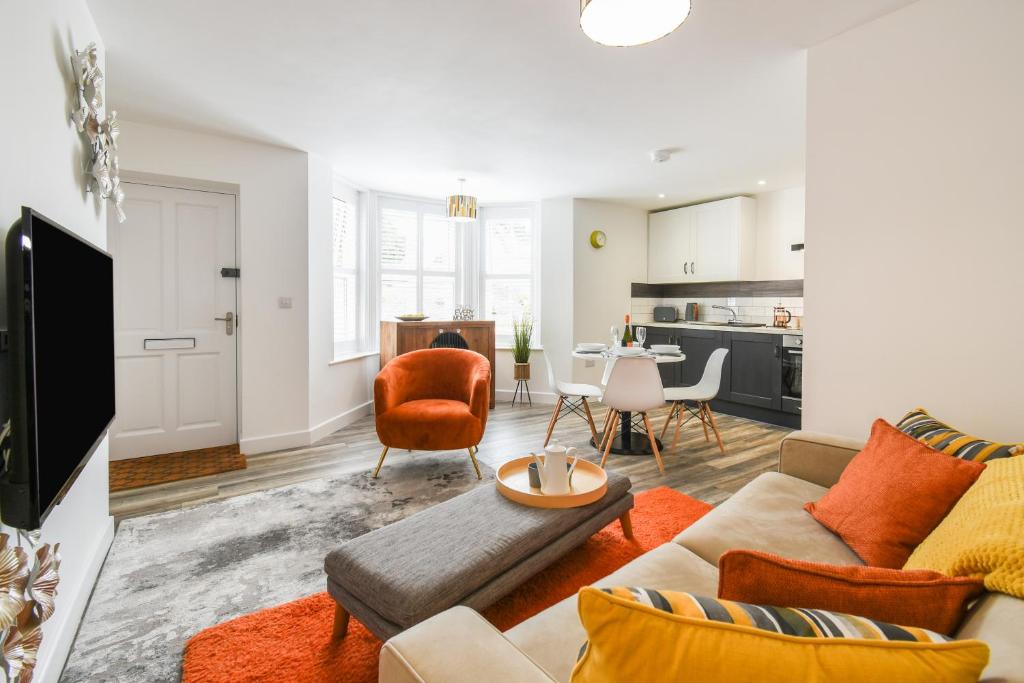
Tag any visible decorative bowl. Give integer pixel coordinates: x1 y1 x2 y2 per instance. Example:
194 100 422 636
396 314 428 322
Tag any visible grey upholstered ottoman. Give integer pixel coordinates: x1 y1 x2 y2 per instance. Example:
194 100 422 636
324 470 633 641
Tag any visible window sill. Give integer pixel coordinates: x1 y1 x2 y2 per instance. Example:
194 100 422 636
329 350 379 366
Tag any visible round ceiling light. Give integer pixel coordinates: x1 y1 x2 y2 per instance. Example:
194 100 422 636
580 0 692 47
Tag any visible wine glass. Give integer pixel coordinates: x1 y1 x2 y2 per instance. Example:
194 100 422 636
636 326 647 349
609 325 619 349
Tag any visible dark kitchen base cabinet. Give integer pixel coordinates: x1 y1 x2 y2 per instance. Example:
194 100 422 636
646 325 799 429
710 399 801 430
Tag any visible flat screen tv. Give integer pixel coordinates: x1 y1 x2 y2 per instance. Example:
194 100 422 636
1 207 114 530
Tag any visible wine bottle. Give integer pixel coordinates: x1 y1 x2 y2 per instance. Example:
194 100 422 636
622 314 633 347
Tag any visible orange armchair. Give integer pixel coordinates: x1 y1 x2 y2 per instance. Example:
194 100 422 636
373 348 491 479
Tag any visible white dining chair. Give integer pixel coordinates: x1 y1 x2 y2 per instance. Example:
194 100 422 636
599 356 667 474
661 348 729 452
544 355 603 447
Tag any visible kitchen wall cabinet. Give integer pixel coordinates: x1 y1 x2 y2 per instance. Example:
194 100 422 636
647 196 757 284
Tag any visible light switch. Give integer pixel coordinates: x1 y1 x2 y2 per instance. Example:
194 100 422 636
278 297 293 309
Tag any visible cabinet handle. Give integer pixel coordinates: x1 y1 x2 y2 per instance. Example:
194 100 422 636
691 261 695 274
774 346 780 358
683 262 688 275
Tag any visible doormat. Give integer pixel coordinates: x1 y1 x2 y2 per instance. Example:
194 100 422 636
109 444 247 492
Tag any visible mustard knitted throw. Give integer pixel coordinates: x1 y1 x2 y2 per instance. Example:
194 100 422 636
905 456 1024 599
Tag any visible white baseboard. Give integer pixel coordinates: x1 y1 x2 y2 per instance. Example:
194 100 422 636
240 401 373 454
308 401 373 443
38 515 115 683
495 389 559 405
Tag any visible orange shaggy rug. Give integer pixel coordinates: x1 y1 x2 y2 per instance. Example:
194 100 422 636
182 486 712 683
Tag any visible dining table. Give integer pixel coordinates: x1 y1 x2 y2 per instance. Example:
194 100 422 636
572 347 685 456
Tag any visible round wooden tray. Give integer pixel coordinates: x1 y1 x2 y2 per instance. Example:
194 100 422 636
496 456 608 509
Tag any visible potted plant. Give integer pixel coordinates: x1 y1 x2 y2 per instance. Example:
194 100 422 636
511 315 534 381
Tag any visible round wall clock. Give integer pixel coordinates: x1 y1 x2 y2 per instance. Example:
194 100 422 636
589 230 607 249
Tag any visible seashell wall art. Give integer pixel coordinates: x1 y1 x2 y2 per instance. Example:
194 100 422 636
0 532 60 683
71 43 126 222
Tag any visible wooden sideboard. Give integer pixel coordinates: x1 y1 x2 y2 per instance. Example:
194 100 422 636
380 320 496 408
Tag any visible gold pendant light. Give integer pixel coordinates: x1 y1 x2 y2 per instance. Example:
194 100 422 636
580 0 691 47
447 178 478 222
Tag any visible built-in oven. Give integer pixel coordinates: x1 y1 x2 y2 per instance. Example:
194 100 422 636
781 334 803 415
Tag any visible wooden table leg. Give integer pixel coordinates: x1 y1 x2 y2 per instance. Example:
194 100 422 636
332 603 351 640
619 510 634 540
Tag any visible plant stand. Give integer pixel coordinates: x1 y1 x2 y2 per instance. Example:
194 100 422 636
511 362 531 407
511 379 532 407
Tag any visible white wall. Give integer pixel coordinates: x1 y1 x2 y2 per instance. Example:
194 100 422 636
536 197 575 393
306 156 376 437
571 199 648 385
754 186 805 281
117 121 313 453
804 0 1024 441
0 2 115 680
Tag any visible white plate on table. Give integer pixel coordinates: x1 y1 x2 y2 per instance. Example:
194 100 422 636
576 343 607 352
612 347 647 357
650 344 681 354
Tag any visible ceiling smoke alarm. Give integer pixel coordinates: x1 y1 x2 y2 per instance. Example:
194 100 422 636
650 148 674 163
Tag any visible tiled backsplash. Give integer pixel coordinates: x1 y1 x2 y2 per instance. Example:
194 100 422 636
632 296 804 326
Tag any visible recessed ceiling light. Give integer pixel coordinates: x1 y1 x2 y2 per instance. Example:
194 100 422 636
658 193 666 199
757 180 767 186
581 0 692 47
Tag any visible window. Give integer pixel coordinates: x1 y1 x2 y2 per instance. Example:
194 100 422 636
332 193 363 357
379 198 460 320
480 206 536 342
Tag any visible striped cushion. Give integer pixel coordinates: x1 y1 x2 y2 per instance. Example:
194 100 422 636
896 408 1021 462
597 587 951 643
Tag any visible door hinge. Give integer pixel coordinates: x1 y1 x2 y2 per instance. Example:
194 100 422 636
220 267 241 278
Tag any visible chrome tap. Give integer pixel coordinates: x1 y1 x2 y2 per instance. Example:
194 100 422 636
712 305 739 322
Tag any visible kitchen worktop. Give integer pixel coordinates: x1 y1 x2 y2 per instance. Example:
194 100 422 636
642 321 803 335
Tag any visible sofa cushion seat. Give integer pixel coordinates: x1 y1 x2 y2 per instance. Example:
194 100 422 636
504 542 718 682
673 472 864 567
956 593 1024 683
376 399 483 450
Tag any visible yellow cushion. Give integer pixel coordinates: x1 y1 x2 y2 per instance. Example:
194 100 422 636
905 456 1024 598
570 587 989 683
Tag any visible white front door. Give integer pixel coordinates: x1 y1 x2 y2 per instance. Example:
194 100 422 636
108 182 238 459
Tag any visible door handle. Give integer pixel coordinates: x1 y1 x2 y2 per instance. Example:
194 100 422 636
215 311 234 335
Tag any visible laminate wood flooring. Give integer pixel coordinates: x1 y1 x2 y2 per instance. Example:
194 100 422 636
110 403 790 522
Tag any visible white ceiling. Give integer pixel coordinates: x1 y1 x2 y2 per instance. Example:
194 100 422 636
89 0 914 208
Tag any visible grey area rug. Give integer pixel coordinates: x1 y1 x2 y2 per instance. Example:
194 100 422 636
60 455 493 682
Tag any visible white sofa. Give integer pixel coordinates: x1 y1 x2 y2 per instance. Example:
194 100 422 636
379 432 1022 683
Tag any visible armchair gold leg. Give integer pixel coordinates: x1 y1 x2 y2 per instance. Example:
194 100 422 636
467 447 482 479
372 446 390 478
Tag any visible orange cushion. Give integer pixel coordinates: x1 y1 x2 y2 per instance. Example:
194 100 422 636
804 419 985 568
375 399 483 451
718 550 985 635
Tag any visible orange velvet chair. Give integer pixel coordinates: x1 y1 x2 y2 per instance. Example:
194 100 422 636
373 348 491 479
